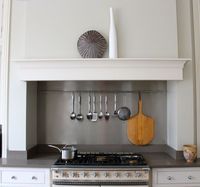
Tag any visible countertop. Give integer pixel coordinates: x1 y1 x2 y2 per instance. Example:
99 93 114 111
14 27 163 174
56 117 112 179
0 152 200 168
0 154 57 168
143 152 200 168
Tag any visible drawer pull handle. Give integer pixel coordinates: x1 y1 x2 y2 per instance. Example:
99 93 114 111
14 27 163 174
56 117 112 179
167 176 173 180
188 176 193 180
11 176 17 180
32 176 38 180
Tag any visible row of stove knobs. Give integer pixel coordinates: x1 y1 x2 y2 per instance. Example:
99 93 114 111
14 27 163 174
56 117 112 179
54 170 144 178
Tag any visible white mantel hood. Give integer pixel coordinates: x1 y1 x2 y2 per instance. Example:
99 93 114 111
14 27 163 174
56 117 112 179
11 58 190 81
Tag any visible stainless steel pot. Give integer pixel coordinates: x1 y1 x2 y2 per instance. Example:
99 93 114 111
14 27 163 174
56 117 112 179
48 145 77 160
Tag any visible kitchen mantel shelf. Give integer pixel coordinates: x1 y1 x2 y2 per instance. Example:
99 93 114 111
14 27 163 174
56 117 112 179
11 58 190 81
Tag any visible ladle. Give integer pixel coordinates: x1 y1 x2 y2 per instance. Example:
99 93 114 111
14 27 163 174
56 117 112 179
87 94 93 120
113 93 118 116
104 95 110 120
70 92 76 120
98 95 104 119
91 95 98 122
76 95 84 121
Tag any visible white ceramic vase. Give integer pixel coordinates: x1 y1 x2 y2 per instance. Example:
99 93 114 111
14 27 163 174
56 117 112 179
109 7 118 58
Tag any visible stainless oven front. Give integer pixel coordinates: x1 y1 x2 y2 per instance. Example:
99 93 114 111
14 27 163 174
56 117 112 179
51 168 150 187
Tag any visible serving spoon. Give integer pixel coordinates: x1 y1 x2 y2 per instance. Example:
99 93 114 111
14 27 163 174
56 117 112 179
98 95 104 119
87 94 93 120
113 93 118 116
104 95 110 120
70 92 76 120
76 95 83 121
91 95 98 122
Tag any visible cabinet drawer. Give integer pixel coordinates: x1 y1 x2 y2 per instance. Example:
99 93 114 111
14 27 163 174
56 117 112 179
2 170 45 184
153 168 200 186
157 170 200 184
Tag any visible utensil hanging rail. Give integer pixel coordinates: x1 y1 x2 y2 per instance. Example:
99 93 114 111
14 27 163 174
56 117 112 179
38 90 166 94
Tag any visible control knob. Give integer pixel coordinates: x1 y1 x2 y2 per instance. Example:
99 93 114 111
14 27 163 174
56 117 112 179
72 172 79 178
104 172 109 177
54 170 59 174
115 172 120 178
125 172 131 177
135 172 142 178
62 171 69 178
83 172 88 177
91 172 98 177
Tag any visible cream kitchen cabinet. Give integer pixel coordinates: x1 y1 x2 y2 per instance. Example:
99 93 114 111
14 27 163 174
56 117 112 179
152 168 200 187
0 168 50 187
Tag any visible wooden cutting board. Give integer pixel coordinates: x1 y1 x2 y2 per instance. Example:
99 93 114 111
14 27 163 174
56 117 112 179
127 93 155 145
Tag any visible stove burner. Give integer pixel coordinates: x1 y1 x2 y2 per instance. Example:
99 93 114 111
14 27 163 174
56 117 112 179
54 152 147 167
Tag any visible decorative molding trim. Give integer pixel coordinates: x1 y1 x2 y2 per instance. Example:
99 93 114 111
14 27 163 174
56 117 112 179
0 0 12 158
11 58 190 81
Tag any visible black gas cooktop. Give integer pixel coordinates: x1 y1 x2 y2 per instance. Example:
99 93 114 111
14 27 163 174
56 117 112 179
54 152 148 167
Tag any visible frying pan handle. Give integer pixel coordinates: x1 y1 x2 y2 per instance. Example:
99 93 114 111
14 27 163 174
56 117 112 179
48 145 61 152
138 92 143 114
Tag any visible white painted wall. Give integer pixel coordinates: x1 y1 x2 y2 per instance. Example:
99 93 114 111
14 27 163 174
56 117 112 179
11 0 178 59
8 0 183 151
193 0 200 158
0 0 3 45
8 0 28 151
10 0 27 59
176 0 195 150
167 81 178 149
9 62 27 150
167 0 195 150
26 82 37 150
0 0 12 157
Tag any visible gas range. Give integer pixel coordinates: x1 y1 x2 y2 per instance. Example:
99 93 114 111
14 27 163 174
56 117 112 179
51 152 150 186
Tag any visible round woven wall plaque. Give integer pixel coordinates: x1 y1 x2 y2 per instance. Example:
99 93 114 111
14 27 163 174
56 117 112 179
77 30 107 58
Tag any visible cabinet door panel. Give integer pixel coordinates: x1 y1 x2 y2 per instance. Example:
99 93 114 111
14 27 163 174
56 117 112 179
153 168 200 187
0 168 50 187
2 170 45 184
157 171 200 184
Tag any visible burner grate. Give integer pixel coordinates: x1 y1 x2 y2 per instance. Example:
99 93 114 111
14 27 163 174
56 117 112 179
54 152 147 167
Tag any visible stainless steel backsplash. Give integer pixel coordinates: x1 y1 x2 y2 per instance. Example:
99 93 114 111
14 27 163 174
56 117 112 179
37 81 167 145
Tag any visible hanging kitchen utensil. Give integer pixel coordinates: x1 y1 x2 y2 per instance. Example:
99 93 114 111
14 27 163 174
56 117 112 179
98 94 104 119
91 94 98 122
76 95 84 121
87 94 93 120
117 106 131 121
70 92 76 120
104 95 110 120
127 92 155 145
113 93 118 116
